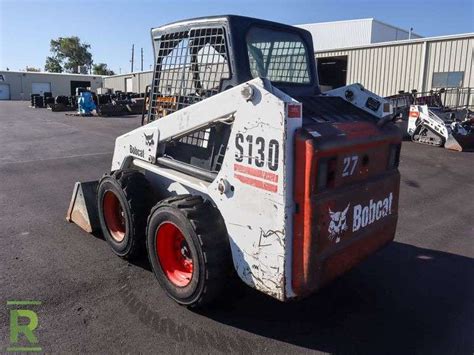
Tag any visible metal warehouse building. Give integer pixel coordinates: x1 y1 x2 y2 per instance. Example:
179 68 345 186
103 71 153 96
102 21 473 105
1 18 470 106
315 33 474 97
297 18 423 51
0 71 103 100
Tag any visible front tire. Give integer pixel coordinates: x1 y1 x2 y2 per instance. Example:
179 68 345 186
97 169 154 259
146 195 232 307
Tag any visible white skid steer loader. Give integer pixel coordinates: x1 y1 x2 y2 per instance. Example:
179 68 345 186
67 15 402 307
407 105 474 151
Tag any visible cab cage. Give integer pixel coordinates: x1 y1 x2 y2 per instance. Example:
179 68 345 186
148 15 320 123
149 26 231 122
146 15 320 174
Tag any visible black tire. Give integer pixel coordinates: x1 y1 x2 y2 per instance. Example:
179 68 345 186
146 195 232 307
97 169 154 259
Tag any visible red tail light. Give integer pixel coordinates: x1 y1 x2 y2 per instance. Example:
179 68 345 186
288 103 302 118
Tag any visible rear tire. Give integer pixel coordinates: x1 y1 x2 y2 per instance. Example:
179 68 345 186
146 195 232 307
97 169 154 259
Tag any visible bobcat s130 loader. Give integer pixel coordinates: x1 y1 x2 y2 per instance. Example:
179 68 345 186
67 15 401 307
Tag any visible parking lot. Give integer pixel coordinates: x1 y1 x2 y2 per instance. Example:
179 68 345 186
0 100 472 354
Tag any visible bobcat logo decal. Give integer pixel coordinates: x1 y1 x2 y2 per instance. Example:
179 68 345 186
144 132 155 146
328 204 350 243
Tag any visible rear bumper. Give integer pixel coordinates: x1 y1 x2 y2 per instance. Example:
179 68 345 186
292 167 400 297
292 210 397 298
291 127 400 297
289 118 401 299
317 215 396 290
292 169 399 297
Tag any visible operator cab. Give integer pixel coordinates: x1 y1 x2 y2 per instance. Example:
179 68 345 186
148 15 319 122
147 15 322 176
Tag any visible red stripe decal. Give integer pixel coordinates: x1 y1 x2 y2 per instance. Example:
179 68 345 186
234 173 278 192
234 163 278 183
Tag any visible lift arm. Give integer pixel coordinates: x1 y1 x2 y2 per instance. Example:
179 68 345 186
111 78 270 172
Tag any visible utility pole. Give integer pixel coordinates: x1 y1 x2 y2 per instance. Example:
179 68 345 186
130 44 134 73
141 48 144 71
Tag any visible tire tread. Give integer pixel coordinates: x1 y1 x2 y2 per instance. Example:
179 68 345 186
99 169 154 259
148 194 231 307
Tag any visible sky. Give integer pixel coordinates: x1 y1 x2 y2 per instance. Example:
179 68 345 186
1 0 473 73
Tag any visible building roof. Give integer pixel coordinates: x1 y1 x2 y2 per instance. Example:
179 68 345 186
105 70 153 79
297 18 422 38
315 32 474 53
0 70 104 78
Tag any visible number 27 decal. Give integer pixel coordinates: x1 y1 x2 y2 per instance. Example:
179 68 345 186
235 133 279 171
342 155 358 177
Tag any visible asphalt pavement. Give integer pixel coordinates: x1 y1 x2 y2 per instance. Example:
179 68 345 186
0 101 472 354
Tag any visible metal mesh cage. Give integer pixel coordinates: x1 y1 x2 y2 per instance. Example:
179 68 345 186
150 26 230 148
150 26 230 122
247 27 310 84
179 129 210 148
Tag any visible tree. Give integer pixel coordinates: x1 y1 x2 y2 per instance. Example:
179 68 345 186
26 66 41 72
92 63 115 76
44 57 62 73
46 36 93 73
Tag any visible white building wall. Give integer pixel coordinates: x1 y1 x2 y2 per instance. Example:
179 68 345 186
103 34 473 104
424 37 474 89
371 20 422 43
297 18 422 51
316 34 474 98
0 71 103 100
102 75 128 92
316 43 424 96
139 71 154 93
103 71 153 93
296 19 373 51
104 67 230 95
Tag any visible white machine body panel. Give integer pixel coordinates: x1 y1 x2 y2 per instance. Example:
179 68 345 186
326 83 393 119
111 79 302 300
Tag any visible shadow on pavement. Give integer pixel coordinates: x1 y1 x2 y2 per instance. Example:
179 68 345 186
100 226 473 354
91 229 153 271
196 241 474 354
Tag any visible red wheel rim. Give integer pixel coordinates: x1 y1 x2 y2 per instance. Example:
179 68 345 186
156 222 193 287
103 191 126 242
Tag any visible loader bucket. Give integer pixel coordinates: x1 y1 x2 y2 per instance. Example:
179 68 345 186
66 181 100 233
445 132 474 152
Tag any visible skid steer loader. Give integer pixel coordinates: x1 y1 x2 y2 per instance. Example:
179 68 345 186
407 105 474 151
67 15 402 307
